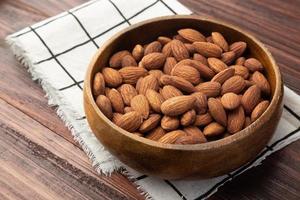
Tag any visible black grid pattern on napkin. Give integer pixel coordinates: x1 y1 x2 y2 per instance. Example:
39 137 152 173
12 0 300 199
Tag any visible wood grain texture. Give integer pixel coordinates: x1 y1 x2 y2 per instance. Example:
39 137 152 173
0 0 299 199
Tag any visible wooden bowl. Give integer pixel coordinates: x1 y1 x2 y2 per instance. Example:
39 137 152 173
83 15 283 179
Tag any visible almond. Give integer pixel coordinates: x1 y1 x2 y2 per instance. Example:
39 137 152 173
135 77 143 91
158 130 186 144
171 64 201 85
148 70 164 82
241 85 261 114
181 109 196 126
171 39 190 61
144 41 162 55
244 58 264 72
184 43 196 54
119 66 147 84
194 113 213 126
193 53 208 65
102 67 123 87
195 82 221 97
115 111 142 132
161 95 196 116
227 106 245 134
211 68 235 84
221 75 246 95
160 85 183 100
230 65 249 79
206 36 213 43
124 106 133 113
162 42 173 57
174 135 200 144
139 114 161 133
193 42 223 58
244 116 251 128
229 42 247 58
173 34 189 43
251 100 269 122
221 92 240 110
141 52 166 70
207 58 228 73
109 50 131 68
245 80 254 88
107 89 124 113
183 126 207 143
112 113 123 123
132 44 144 61
178 28 206 43
221 51 235 65
160 75 195 93
161 115 179 131
138 74 159 95
121 54 137 67
146 126 166 141
131 94 150 119
208 97 227 126
96 95 113 120
146 89 165 113
235 57 246 65
212 32 229 51
163 57 177 75
93 72 105 96
118 84 138 106
203 122 225 136
192 92 207 114
157 36 172 45
250 71 271 95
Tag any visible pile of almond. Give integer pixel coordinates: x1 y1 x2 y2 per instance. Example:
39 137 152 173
93 28 271 144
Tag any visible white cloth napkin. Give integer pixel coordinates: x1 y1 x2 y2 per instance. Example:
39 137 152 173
6 0 300 199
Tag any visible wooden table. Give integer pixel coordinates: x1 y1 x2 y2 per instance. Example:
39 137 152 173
0 0 299 199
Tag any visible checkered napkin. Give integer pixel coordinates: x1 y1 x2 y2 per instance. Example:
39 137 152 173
6 0 300 199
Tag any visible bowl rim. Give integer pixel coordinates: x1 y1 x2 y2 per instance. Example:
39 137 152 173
84 15 282 151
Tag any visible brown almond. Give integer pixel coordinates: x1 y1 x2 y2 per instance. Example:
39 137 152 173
174 135 199 144
244 116 251 128
115 111 142 132
121 54 137 67
193 53 208 65
207 57 228 73
162 42 173 57
221 92 240 110
184 43 196 54
138 74 159 95
227 106 245 134
158 130 186 144
173 34 189 43
161 115 179 131
119 66 147 84
96 95 113 120
221 51 236 65
206 36 213 43
132 44 144 62
244 58 264 72
124 106 133 113
235 57 246 65
139 114 161 133
171 40 190 61
146 89 165 113
163 57 177 75
171 65 201 85
195 82 221 97
144 41 162 55
230 65 249 79
160 75 195 93
229 42 247 58
141 52 166 70
102 67 123 87
211 68 235 84
194 113 213 126
161 95 196 116
241 85 261 114
130 94 150 119
245 80 254 88
192 92 207 114
112 113 123 123
107 89 124 113
160 85 183 100
221 75 246 95
146 126 166 141
251 100 270 122
135 77 143 91
184 126 207 143
203 122 225 136
250 71 271 95
181 109 196 126
93 72 105 96
208 97 227 126
109 50 130 68
157 36 172 45
118 84 138 106
212 32 229 51
193 42 223 58
178 28 206 43
148 70 164 82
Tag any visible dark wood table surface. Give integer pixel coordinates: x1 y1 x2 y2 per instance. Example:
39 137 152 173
0 0 299 199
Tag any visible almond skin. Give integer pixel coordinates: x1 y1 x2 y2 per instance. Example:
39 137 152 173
184 43 196 54
178 28 206 43
207 58 228 73
244 116 251 128
132 44 144 62
138 74 159 95
208 97 227 126
193 53 208 65
250 71 271 95
119 67 147 84
160 85 183 100
193 42 223 58
115 111 142 132
171 39 190 61
118 84 138 106
162 42 173 57
148 70 164 82
212 32 229 51
124 106 133 113
109 50 130 68
173 34 189 43
235 57 246 65
241 85 261 114
195 82 221 97
96 95 113 120
227 106 245 134
192 92 207 114
107 89 124 113
144 41 162 55
121 54 137 67
102 67 123 87
229 42 247 58
181 109 196 126
174 135 200 144
221 92 240 110
203 122 225 136
211 68 235 84
244 58 264 72
194 113 213 126
158 130 186 144
161 95 196 116
230 65 249 79
130 94 150 119
251 100 270 122
141 52 166 70
221 51 236 65
161 115 180 131
112 113 123 123
146 89 165 113
183 126 207 143
139 114 161 133
157 36 172 45
160 75 195 93
171 64 201 85
146 126 166 141
163 57 177 75
221 75 246 95
93 72 105 96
